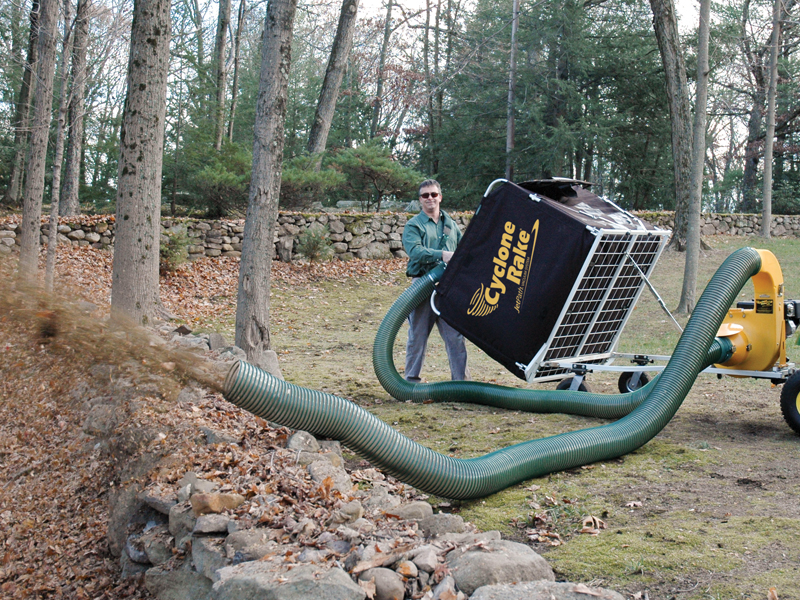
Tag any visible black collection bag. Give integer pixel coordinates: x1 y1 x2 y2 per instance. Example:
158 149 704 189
434 179 656 380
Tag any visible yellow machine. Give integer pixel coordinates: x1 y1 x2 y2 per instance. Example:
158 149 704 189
714 249 788 373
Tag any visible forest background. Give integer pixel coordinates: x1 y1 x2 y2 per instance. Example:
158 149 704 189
1 0 799 219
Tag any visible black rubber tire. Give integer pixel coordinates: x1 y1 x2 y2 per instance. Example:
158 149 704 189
556 377 591 393
779 372 800 435
618 371 651 393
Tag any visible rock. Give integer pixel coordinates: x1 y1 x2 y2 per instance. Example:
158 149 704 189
126 534 151 564
120 550 150 579
178 471 217 495
208 333 229 351
218 346 247 361
362 484 402 512
85 232 101 243
419 513 466 538
172 335 210 351
145 561 213 600
67 229 86 240
140 525 174 566
432 575 459 600
445 540 554 596
277 236 294 262
358 567 405 600
192 537 230 579
211 563 365 600
395 560 418 578
252 350 284 380
355 242 392 260
436 531 501 545
391 501 433 521
329 500 364 525
169 502 197 550
225 529 276 562
411 546 438 573
107 485 146 557
82 404 120 436
469 581 626 600
287 431 320 453
306 461 353 495
200 427 239 445
141 487 178 515
191 493 246 516
194 514 232 533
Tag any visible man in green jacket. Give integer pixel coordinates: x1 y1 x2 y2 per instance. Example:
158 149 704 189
402 179 469 382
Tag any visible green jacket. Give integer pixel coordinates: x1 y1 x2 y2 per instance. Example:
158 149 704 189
402 210 462 277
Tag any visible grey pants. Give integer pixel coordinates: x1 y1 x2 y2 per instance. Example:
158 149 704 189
405 290 469 381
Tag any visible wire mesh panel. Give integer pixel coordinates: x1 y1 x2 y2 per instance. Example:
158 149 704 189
531 230 669 381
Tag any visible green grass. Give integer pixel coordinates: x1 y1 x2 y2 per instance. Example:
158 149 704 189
203 235 800 599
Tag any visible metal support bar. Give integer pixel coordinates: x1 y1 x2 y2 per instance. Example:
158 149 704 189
625 251 684 333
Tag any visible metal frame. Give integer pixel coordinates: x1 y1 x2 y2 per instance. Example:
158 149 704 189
522 228 671 383
544 352 798 382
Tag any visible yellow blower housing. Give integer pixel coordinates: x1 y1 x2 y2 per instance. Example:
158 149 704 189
715 249 787 372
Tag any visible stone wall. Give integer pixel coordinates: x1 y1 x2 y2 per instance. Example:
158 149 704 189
2 211 800 261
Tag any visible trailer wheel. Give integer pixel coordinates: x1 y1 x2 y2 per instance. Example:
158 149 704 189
618 372 651 393
780 372 800 435
556 378 591 393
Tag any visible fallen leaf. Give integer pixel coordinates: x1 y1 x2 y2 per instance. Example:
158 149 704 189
625 501 643 508
768 588 779 600
358 577 376 599
573 583 603 596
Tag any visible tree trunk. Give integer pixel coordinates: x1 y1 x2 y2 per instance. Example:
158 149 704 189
505 0 519 180
45 0 75 292
370 0 393 139
761 0 780 239
649 0 692 251
676 0 711 315
423 0 436 174
61 0 91 216
227 0 246 142
307 0 360 166
110 0 171 326
5 0 40 208
213 0 231 151
19 0 59 281
235 0 298 363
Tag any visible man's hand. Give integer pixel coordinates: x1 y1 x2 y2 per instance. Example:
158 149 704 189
442 251 454 264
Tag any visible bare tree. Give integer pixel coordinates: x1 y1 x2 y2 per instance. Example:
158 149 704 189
676 0 711 314
213 0 232 151
60 0 91 216
235 0 298 365
227 0 246 142
306 0 360 165
761 0 781 239
370 0 393 139
505 0 519 180
5 0 40 208
649 0 692 251
18 0 59 281
110 0 171 325
45 0 75 292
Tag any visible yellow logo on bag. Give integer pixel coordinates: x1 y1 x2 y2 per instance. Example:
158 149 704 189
467 220 538 317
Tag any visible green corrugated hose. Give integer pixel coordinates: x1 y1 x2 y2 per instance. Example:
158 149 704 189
223 248 760 499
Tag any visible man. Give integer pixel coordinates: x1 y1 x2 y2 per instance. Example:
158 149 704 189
402 179 469 382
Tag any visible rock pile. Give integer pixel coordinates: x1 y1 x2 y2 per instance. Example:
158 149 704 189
71 325 629 600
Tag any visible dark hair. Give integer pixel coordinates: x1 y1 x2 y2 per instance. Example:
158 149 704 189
418 179 441 196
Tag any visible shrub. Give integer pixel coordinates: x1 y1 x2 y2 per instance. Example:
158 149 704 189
295 224 334 262
160 229 191 273
280 156 346 209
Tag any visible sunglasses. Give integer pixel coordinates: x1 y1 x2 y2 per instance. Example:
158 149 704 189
420 192 440 199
